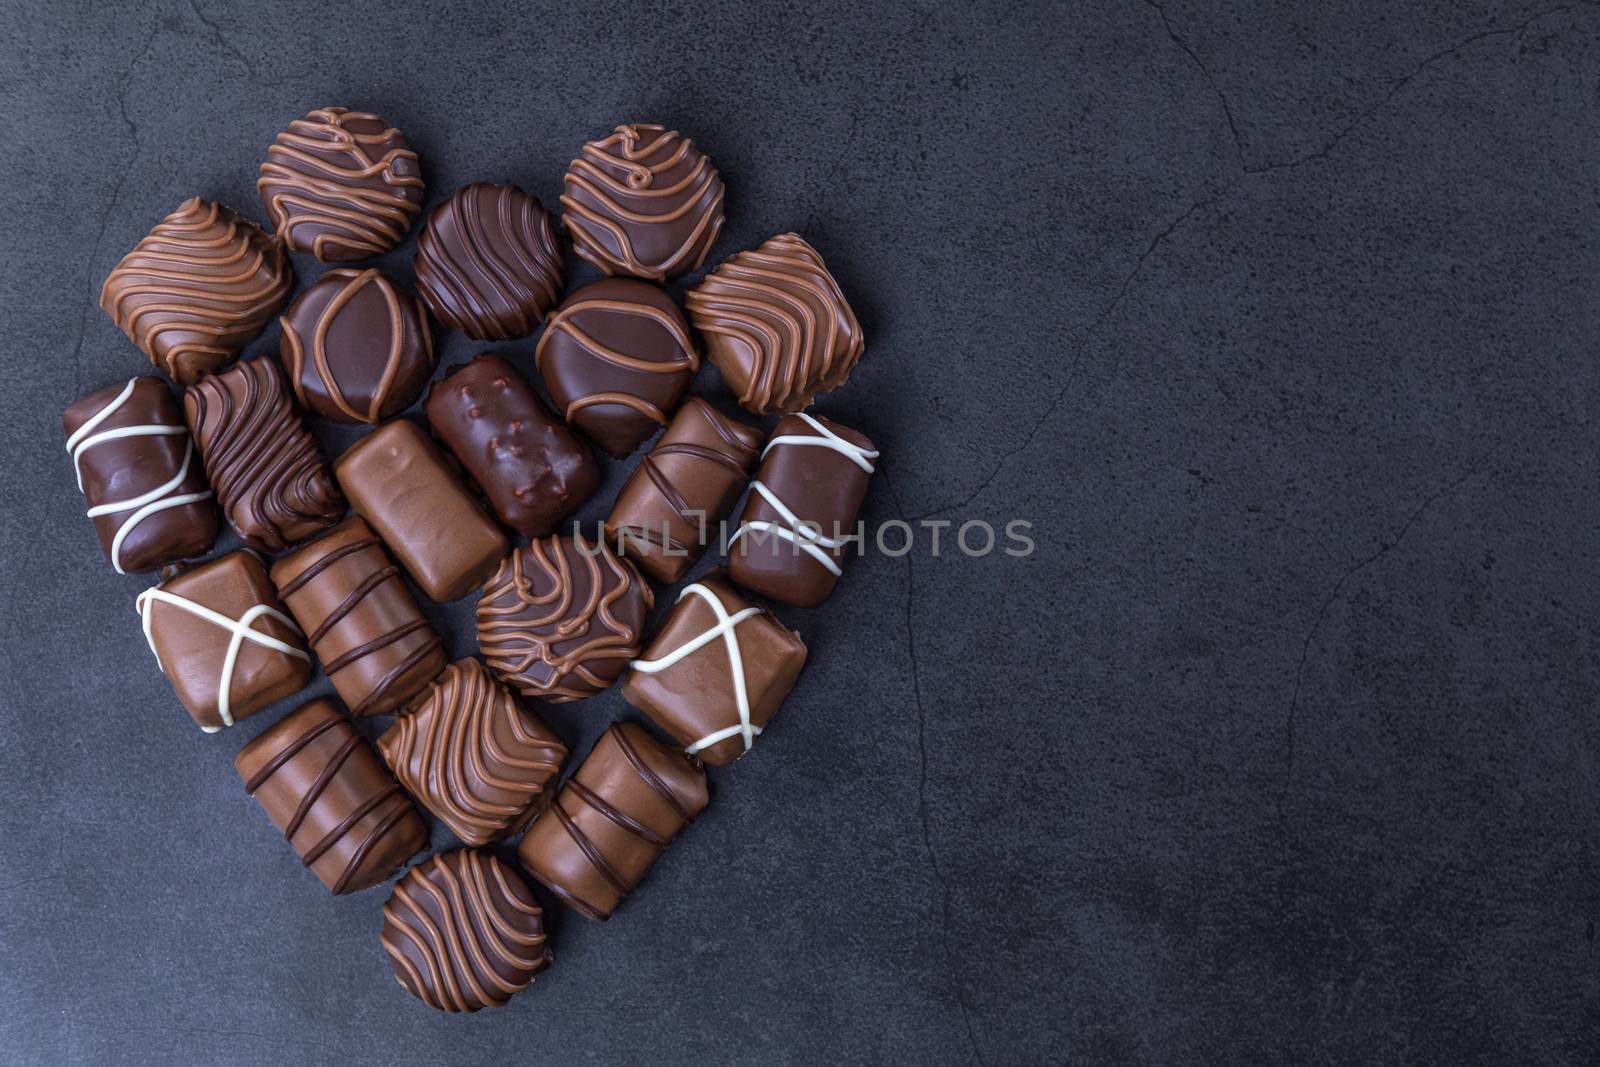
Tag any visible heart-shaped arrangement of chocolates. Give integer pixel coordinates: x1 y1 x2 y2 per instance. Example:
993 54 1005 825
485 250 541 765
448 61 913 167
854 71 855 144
69 108 879 1012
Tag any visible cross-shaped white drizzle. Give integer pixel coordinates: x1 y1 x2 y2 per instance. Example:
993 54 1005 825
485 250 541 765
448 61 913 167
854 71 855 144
628 582 764 756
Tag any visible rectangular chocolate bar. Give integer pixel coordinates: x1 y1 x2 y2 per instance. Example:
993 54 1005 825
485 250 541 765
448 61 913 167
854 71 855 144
334 419 509 602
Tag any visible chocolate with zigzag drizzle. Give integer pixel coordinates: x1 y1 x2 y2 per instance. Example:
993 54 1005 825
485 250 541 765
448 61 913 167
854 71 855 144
378 658 567 846
237 698 426 895
516 722 708 922
271 518 447 717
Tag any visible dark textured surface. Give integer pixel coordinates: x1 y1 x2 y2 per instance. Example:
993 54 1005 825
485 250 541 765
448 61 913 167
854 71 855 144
2 1 1598 1063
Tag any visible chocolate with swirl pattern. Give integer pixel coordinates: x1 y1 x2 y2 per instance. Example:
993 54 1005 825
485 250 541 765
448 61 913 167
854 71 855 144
516 722 708 922
378 658 566 846
685 233 865 416
271 518 447 717
476 535 653 702
560 123 724 282
100 198 291 385
413 182 564 341
258 107 424 262
236 698 426 895
382 850 551 1013
184 358 344 552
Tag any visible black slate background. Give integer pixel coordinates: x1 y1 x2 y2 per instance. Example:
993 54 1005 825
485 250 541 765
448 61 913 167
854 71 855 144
3 1 1599 1063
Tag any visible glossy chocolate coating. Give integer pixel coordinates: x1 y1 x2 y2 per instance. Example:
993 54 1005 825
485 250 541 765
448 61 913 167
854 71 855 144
184 357 345 553
100 198 291 384
423 354 598 538
135 551 310 732
382 850 551 1013
63 376 218 574
378 658 566 846
622 573 806 765
727 414 878 608
413 182 563 340
279 268 434 424
685 233 864 415
334 419 507 602
258 107 423 262
271 518 448 717
603 397 761 582
534 278 699 458
477 535 652 702
560 123 724 282
235 698 426 894
516 722 708 922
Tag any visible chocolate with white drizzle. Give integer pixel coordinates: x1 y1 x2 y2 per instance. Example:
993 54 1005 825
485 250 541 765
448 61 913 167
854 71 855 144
236 698 426 895
623 572 806 766
516 722 707 922
64 377 218 574
726 413 879 608
135 551 310 732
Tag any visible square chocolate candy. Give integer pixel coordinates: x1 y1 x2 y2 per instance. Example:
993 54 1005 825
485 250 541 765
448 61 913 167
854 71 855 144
622 573 806 765
135 550 311 732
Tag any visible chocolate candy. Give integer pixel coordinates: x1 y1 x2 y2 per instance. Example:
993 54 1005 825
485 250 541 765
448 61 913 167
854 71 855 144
236 698 426 894
603 397 761 582
534 278 699 458
685 233 865 415
135 550 310 732
270 518 447 717
413 182 563 341
258 107 423 262
381 850 551 1013
560 123 725 282
477 535 653 702
334 420 508 602
378 658 566 845
423 355 598 538
184 357 345 553
623 573 806 765
516 722 707 922
278 268 434 424
100 198 291 385
728 413 879 608
63 377 218 575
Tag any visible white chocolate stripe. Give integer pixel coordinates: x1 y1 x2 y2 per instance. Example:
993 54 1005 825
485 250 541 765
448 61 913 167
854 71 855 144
629 584 763 756
136 586 308 731
64 378 136 452
745 480 845 548
728 521 843 576
760 412 879 473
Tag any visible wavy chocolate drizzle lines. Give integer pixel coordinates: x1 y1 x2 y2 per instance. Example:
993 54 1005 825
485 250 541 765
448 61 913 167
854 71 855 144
415 183 562 340
281 268 425 422
535 295 699 427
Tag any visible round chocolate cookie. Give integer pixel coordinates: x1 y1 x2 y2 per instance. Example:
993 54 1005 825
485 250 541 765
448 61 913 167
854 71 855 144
380 850 550 1013
476 535 653 702
278 268 434 424
258 107 424 262
533 278 699 458
413 182 564 341
559 123 725 282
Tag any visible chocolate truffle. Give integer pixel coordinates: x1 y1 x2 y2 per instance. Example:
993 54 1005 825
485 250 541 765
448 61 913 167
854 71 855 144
477 535 653 702
100 198 291 384
560 123 725 282
623 573 807 765
378 658 566 846
135 550 310 732
516 722 708 922
381 850 551 1013
271 518 448 717
334 420 508 602
728 413 878 607
64 376 218 574
258 107 423 262
184 357 345 553
236 698 427 894
685 233 865 415
278 268 434 424
534 278 699 458
423 355 598 538
603 397 761 582
413 182 563 341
